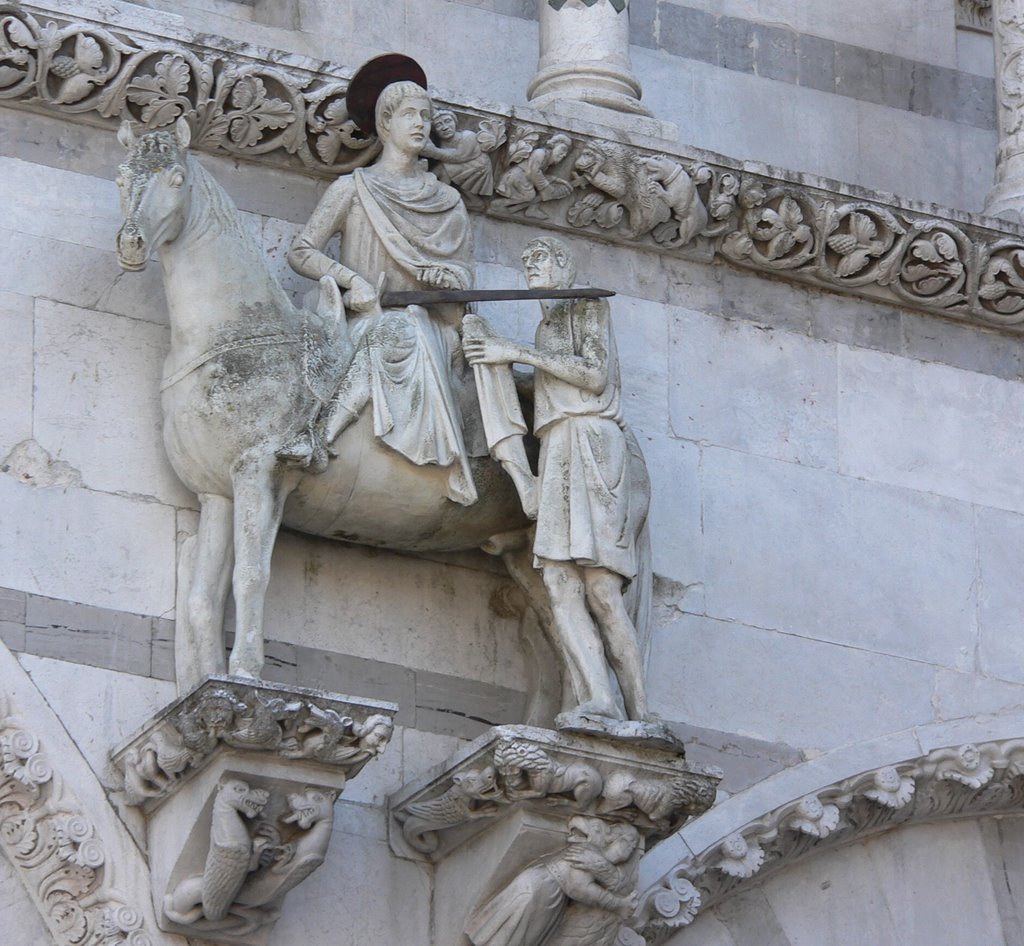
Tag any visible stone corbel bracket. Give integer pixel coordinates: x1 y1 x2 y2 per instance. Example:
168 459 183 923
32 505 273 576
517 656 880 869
388 724 720 863
389 724 719 946
6 2 1024 334
635 737 1024 943
110 676 397 945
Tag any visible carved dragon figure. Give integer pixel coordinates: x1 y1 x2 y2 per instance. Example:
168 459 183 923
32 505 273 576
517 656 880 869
163 778 269 927
397 766 503 854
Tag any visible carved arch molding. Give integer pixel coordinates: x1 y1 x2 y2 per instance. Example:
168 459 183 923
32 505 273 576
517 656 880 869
633 737 1024 942
5 2 1024 334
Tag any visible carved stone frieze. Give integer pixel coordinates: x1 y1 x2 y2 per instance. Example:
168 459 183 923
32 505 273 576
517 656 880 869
635 738 1024 942
389 725 719 862
0 694 159 946
111 676 396 811
957 0 993 31
6 3 1024 332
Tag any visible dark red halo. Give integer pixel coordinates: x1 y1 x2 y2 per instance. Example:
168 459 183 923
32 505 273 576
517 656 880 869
346 54 428 136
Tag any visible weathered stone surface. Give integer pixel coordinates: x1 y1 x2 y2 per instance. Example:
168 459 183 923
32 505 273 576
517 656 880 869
976 505 1024 685
34 300 194 507
838 346 1024 513
0 292 33 459
669 308 839 468
18 654 176 785
0 475 177 617
701 447 978 667
647 611 938 750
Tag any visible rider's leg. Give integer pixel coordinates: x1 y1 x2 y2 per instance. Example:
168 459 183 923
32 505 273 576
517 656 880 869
492 435 538 519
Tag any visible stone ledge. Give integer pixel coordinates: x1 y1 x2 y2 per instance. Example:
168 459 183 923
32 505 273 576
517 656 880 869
3 1 1024 336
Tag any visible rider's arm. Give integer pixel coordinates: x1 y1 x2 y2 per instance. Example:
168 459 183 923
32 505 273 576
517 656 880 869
287 177 360 288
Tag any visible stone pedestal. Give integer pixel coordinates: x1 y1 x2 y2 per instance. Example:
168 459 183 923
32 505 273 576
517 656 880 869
389 724 719 946
985 0 1024 220
528 0 649 115
110 676 397 946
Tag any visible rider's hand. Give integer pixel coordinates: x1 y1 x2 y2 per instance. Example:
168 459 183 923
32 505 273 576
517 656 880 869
344 274 379 313
419 265 465 290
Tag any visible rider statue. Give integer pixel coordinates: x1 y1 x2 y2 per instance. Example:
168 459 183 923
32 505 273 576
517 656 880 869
281 55 537 515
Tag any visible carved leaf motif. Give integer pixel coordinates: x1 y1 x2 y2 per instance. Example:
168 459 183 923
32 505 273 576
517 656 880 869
75 34 102 73
127 53 190 125
227 76 294 147
476 118 507 152
6 18 38 50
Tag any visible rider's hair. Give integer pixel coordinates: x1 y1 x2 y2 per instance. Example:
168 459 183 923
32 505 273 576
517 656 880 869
376 81 432 138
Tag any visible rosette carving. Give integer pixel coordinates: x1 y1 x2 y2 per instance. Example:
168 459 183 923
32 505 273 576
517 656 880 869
978 241 1024 321
0 695 156 946
721 186 816 270
821 204 903 284
635 740 1024 942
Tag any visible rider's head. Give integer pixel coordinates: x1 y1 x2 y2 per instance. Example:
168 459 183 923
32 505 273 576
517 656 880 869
376 81 433 148
522 236 576 290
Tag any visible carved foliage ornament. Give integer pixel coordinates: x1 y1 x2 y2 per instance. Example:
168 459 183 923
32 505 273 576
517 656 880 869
636 739 1024 943
6 4 1024 332
0 695 156 946
957 0 993 31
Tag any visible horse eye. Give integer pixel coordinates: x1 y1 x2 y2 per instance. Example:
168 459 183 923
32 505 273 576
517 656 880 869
169 171 184 188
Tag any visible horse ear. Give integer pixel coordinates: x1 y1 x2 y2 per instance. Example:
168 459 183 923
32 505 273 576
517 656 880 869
174 116 192 150
117 120 137 150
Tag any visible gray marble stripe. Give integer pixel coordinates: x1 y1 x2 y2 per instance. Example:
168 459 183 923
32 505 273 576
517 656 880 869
0 587 526 741
631 0 995 129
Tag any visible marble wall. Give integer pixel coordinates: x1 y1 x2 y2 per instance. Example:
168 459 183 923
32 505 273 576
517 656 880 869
1 2 1023 944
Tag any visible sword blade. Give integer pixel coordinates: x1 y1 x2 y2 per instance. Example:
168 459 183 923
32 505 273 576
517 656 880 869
379 287 615 306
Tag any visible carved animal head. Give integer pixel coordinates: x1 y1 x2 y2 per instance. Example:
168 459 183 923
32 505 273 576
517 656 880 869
283 787 339 829
641 153 680 182
217 778 270 819
115 117 192 271
451 765 500 800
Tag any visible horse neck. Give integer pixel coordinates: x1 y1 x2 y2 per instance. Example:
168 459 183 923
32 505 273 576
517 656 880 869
159 157 295 349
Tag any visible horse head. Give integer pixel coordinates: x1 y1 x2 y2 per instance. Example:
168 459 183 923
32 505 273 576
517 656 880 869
115 117 192 271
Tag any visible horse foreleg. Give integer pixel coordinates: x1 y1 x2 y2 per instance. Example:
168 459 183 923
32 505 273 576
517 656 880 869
228 459 291 679
176 494 233 694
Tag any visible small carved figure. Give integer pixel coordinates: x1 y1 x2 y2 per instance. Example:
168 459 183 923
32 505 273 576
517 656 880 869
398 765 503 853
231 787 338 910
222 695 303 751
493 739 603 807
492 129 573 218
176 689 248 756
465 816 640 946
121 727 194 805
464 237 651 723
641 154 708 247
599 771 718 827
569 144 709 247
282 708 393 767
164 778 270 927
421 110 505 208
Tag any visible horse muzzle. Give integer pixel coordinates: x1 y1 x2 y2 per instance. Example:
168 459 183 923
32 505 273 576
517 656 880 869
116 224 148 271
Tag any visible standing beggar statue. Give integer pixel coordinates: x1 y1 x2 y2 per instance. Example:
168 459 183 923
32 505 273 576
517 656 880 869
464 237 652 724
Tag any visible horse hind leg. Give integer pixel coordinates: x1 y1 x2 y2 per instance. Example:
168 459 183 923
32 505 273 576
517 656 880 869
175 494 233 694
228 458 293 679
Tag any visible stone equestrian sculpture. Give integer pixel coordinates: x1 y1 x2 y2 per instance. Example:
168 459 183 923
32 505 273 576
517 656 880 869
115 54 655 727
114 109 526 691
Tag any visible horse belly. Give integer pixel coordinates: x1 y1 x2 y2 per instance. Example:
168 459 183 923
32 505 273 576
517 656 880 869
284 412 527 552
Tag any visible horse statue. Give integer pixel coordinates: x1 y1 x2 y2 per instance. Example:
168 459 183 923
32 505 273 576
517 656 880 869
114 117 652 726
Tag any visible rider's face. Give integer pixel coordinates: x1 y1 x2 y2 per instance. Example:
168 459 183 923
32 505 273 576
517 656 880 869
384 94 432 155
